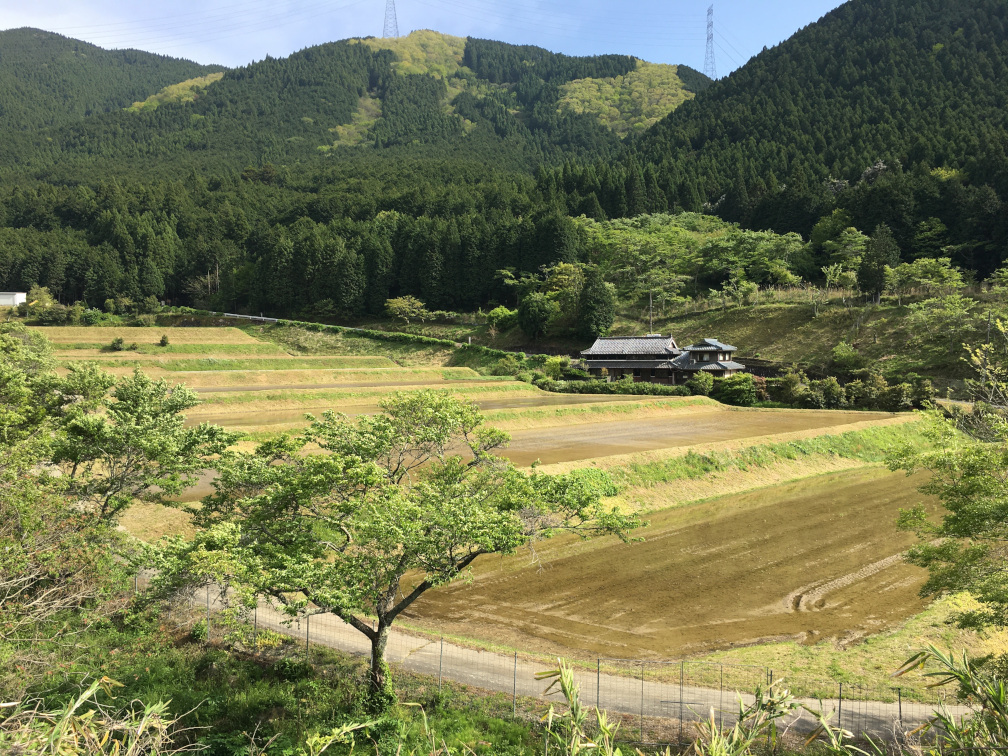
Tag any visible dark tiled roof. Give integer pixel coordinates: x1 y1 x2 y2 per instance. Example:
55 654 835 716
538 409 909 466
670 352 694 370
585 360 675 369
581 335 680 357
694 361 747 372
684 338 736 352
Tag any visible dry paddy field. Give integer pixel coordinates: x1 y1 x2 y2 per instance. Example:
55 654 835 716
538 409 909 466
38 324 936 661
404 467 932 660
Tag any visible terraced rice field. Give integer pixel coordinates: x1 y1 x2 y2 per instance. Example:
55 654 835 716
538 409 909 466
405 467 933 659
39 323 934 660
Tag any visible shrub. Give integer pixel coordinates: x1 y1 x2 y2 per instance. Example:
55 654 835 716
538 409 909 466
385 295 431 324
133 313 157 327
712 373 758 407
486 305 518 331
139 295 161 314
817 376 848 409
517 293 559 340
189 619 208 642
159 334 170 347
35 303 69 325
830 341 865 377
543 356 570 380
81 308 103 326
883 382 915 412
491 354 523 376
686 372 714 396
109 337 126 352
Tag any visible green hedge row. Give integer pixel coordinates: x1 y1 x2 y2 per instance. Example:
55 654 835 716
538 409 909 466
532 376 692 396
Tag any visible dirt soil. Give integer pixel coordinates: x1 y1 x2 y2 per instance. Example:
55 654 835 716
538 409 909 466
404 467 933 660
186 393 653 428
499 408 893 466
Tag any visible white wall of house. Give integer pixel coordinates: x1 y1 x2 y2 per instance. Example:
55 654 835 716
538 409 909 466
0 292 27 306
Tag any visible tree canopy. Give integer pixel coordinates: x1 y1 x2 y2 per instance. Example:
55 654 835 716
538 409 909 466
159 390 638 703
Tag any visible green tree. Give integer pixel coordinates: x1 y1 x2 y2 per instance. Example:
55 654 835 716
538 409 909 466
53 367 235 521
857 224 900 303
889 321 1008 628
162 391 637 704
384 295 431 325
517 292 559 340
576 267 616 339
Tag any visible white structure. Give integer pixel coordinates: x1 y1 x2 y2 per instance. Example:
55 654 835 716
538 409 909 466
0 292 27 307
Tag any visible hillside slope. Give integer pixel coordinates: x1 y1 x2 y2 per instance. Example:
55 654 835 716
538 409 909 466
550 0 1008 272
0 30 708 181
0 28 222 132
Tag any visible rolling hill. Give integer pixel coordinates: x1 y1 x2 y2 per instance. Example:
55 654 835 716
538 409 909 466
552 0 1008 271
0 28 222 132
0 30 708 180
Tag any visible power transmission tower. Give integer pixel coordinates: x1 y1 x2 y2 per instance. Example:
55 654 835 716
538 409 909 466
384 0 399 38
703 4 717 80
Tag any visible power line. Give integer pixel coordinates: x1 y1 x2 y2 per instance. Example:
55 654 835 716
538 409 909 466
703 4 716 80
384 0 399 38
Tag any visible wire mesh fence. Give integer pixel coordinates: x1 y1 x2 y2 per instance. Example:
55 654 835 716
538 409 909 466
141 575 962 748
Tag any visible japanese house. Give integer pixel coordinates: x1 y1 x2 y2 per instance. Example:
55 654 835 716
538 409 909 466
580 335 745 384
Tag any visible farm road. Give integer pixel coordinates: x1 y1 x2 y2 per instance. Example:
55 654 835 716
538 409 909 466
216 587 957 741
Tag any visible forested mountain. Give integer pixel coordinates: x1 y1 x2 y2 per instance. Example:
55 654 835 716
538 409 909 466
551 0 1008 274
0 29 711 317
0 31 706 181
0 28 222 133
4 2 1008 320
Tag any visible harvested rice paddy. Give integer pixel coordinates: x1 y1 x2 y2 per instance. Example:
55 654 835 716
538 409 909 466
32 323 940 665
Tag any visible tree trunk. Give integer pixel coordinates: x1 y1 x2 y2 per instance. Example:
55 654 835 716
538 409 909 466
369 622 391 696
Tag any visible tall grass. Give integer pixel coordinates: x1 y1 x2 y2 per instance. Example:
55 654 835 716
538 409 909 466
613 422 928 489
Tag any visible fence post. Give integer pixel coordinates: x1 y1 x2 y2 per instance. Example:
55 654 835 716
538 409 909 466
134 573 138 594
513 651 517 719
438 638 443 693
838 683 843 732
205 581 211 638
596 659 601 710
679 660 684 742
719 664 724 728
253 607 258 654
639 663 645 743
897 687 902 726
305 613 310 658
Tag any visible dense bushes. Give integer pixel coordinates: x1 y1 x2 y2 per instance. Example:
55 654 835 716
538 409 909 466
710 373 758 407
766 368 934 411
533 375 690 396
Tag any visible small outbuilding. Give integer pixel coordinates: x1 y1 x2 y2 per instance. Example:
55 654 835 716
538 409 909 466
0 292 27 307
581 335 746 385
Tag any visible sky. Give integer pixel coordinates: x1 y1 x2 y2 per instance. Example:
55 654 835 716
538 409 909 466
0 0 846 75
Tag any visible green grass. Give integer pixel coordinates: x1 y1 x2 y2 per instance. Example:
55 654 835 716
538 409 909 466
254 324 459 365
71 356 399 371
126 72 225 112
25 605 541 756
558 61 694 136
194 381 536 407
694 593 1008 702
611 421 929 490
55 342 288 355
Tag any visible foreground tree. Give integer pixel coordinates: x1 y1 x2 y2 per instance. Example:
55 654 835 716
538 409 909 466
52 367 235 520
890 320 1008 629
161 391 637 706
